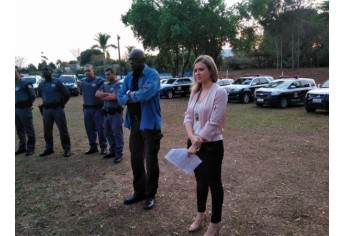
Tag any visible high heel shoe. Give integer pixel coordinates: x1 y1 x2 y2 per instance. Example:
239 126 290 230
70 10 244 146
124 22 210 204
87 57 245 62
188 212 207 232
203 222 221 236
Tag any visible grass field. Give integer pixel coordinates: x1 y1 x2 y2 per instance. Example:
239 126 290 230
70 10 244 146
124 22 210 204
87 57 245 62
15 92 329 235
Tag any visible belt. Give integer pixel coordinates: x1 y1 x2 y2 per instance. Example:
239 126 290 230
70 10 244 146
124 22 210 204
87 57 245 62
15 102 31 108
83 104 103 109
105 107 124 115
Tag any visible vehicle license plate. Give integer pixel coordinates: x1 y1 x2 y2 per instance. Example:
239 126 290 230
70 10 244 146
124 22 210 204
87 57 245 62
312 98 322 103
257 98 264 102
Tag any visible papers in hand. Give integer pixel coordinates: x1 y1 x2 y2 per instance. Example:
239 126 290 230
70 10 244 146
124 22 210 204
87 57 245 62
165 148 202 175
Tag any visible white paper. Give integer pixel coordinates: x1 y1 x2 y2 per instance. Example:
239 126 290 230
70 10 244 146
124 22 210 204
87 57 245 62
165 148 202 175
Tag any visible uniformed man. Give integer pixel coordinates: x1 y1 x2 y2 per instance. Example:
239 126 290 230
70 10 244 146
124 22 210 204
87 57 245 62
80 64 107 155
15 67 36 156
95 67 124 163
37 65 71 157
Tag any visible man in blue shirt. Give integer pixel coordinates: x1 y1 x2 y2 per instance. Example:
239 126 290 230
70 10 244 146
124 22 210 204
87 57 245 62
95 67 124 163
80 64 107 155
37 65 71 157
15 67 36 156
118 48 163 210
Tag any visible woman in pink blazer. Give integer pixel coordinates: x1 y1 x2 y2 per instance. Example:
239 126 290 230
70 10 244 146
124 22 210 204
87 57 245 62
184 55 228 236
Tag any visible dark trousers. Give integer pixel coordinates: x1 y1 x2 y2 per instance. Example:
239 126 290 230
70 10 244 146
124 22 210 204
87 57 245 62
15 107 36 151
129 119 162 198
188 140 224 223
83 108 107 150
104 113 124 158
43 107 70 151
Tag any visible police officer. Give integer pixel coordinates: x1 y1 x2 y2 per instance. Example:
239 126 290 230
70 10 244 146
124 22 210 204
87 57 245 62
80 64 107 155
95 67 124 163
37 65 71 157
15 67 36 156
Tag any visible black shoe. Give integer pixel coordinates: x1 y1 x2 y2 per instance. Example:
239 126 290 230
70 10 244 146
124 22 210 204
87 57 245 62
15 149 27 155
103 153 115 159
114 157 122 163
25 150 35 156
39 150 54 157
64 150 71 157
143 197 155 210
84 148 98 155
100 149 107 155
124 194 146 205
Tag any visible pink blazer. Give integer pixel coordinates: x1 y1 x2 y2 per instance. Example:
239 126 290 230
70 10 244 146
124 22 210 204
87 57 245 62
184 83 228 142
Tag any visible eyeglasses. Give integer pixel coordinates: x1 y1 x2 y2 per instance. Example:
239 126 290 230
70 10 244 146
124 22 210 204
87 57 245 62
42 68 49 71
84 70 91 72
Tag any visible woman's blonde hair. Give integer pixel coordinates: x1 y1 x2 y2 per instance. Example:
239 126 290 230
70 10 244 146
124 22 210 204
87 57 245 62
190 55 219 92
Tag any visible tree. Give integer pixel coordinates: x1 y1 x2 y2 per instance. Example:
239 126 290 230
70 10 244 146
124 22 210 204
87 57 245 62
70 48 81 65
80 49 103 66
91 33 117 70
122 0 238 76
15 56 26 69
27 64 37 74
232 0 329 69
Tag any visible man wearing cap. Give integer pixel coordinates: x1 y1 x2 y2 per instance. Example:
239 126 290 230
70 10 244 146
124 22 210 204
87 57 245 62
80 64 107 155
15 67 36 156
37 65 71 157
95 67 124 163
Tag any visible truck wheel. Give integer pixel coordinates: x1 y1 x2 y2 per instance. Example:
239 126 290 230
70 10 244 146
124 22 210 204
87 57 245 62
166 90 174 99
242 93 250 104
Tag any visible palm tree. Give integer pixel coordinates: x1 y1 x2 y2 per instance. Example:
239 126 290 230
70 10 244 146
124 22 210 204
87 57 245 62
92 33 117 70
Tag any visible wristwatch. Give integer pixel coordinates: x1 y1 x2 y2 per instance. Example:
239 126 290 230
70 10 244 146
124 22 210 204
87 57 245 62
126 90 131 96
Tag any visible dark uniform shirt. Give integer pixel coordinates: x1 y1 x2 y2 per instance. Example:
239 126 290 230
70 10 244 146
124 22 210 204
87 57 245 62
80 77 105 106
100 81 122 110
15 79 36 105
38 78 70 104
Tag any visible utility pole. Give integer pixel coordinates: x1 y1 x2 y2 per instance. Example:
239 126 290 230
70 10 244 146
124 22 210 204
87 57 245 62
117 35 122 79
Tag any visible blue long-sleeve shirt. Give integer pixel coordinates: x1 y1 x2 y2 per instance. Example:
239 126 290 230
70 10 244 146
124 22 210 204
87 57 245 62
118 65 162 130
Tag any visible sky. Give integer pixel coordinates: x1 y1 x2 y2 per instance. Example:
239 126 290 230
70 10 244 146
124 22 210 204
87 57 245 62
15 0 142 67
14 0 237 68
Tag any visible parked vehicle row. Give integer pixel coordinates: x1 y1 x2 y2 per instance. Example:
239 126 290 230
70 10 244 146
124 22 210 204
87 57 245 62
216 78 234 96
304 79 329 112
160 77 193 99
59 75 79 96
254 77 317 108
101 73 330 113
227 75 274 104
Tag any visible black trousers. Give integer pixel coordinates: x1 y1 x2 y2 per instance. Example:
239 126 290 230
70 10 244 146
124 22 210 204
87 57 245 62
188 139 224 223
129 119 163 198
